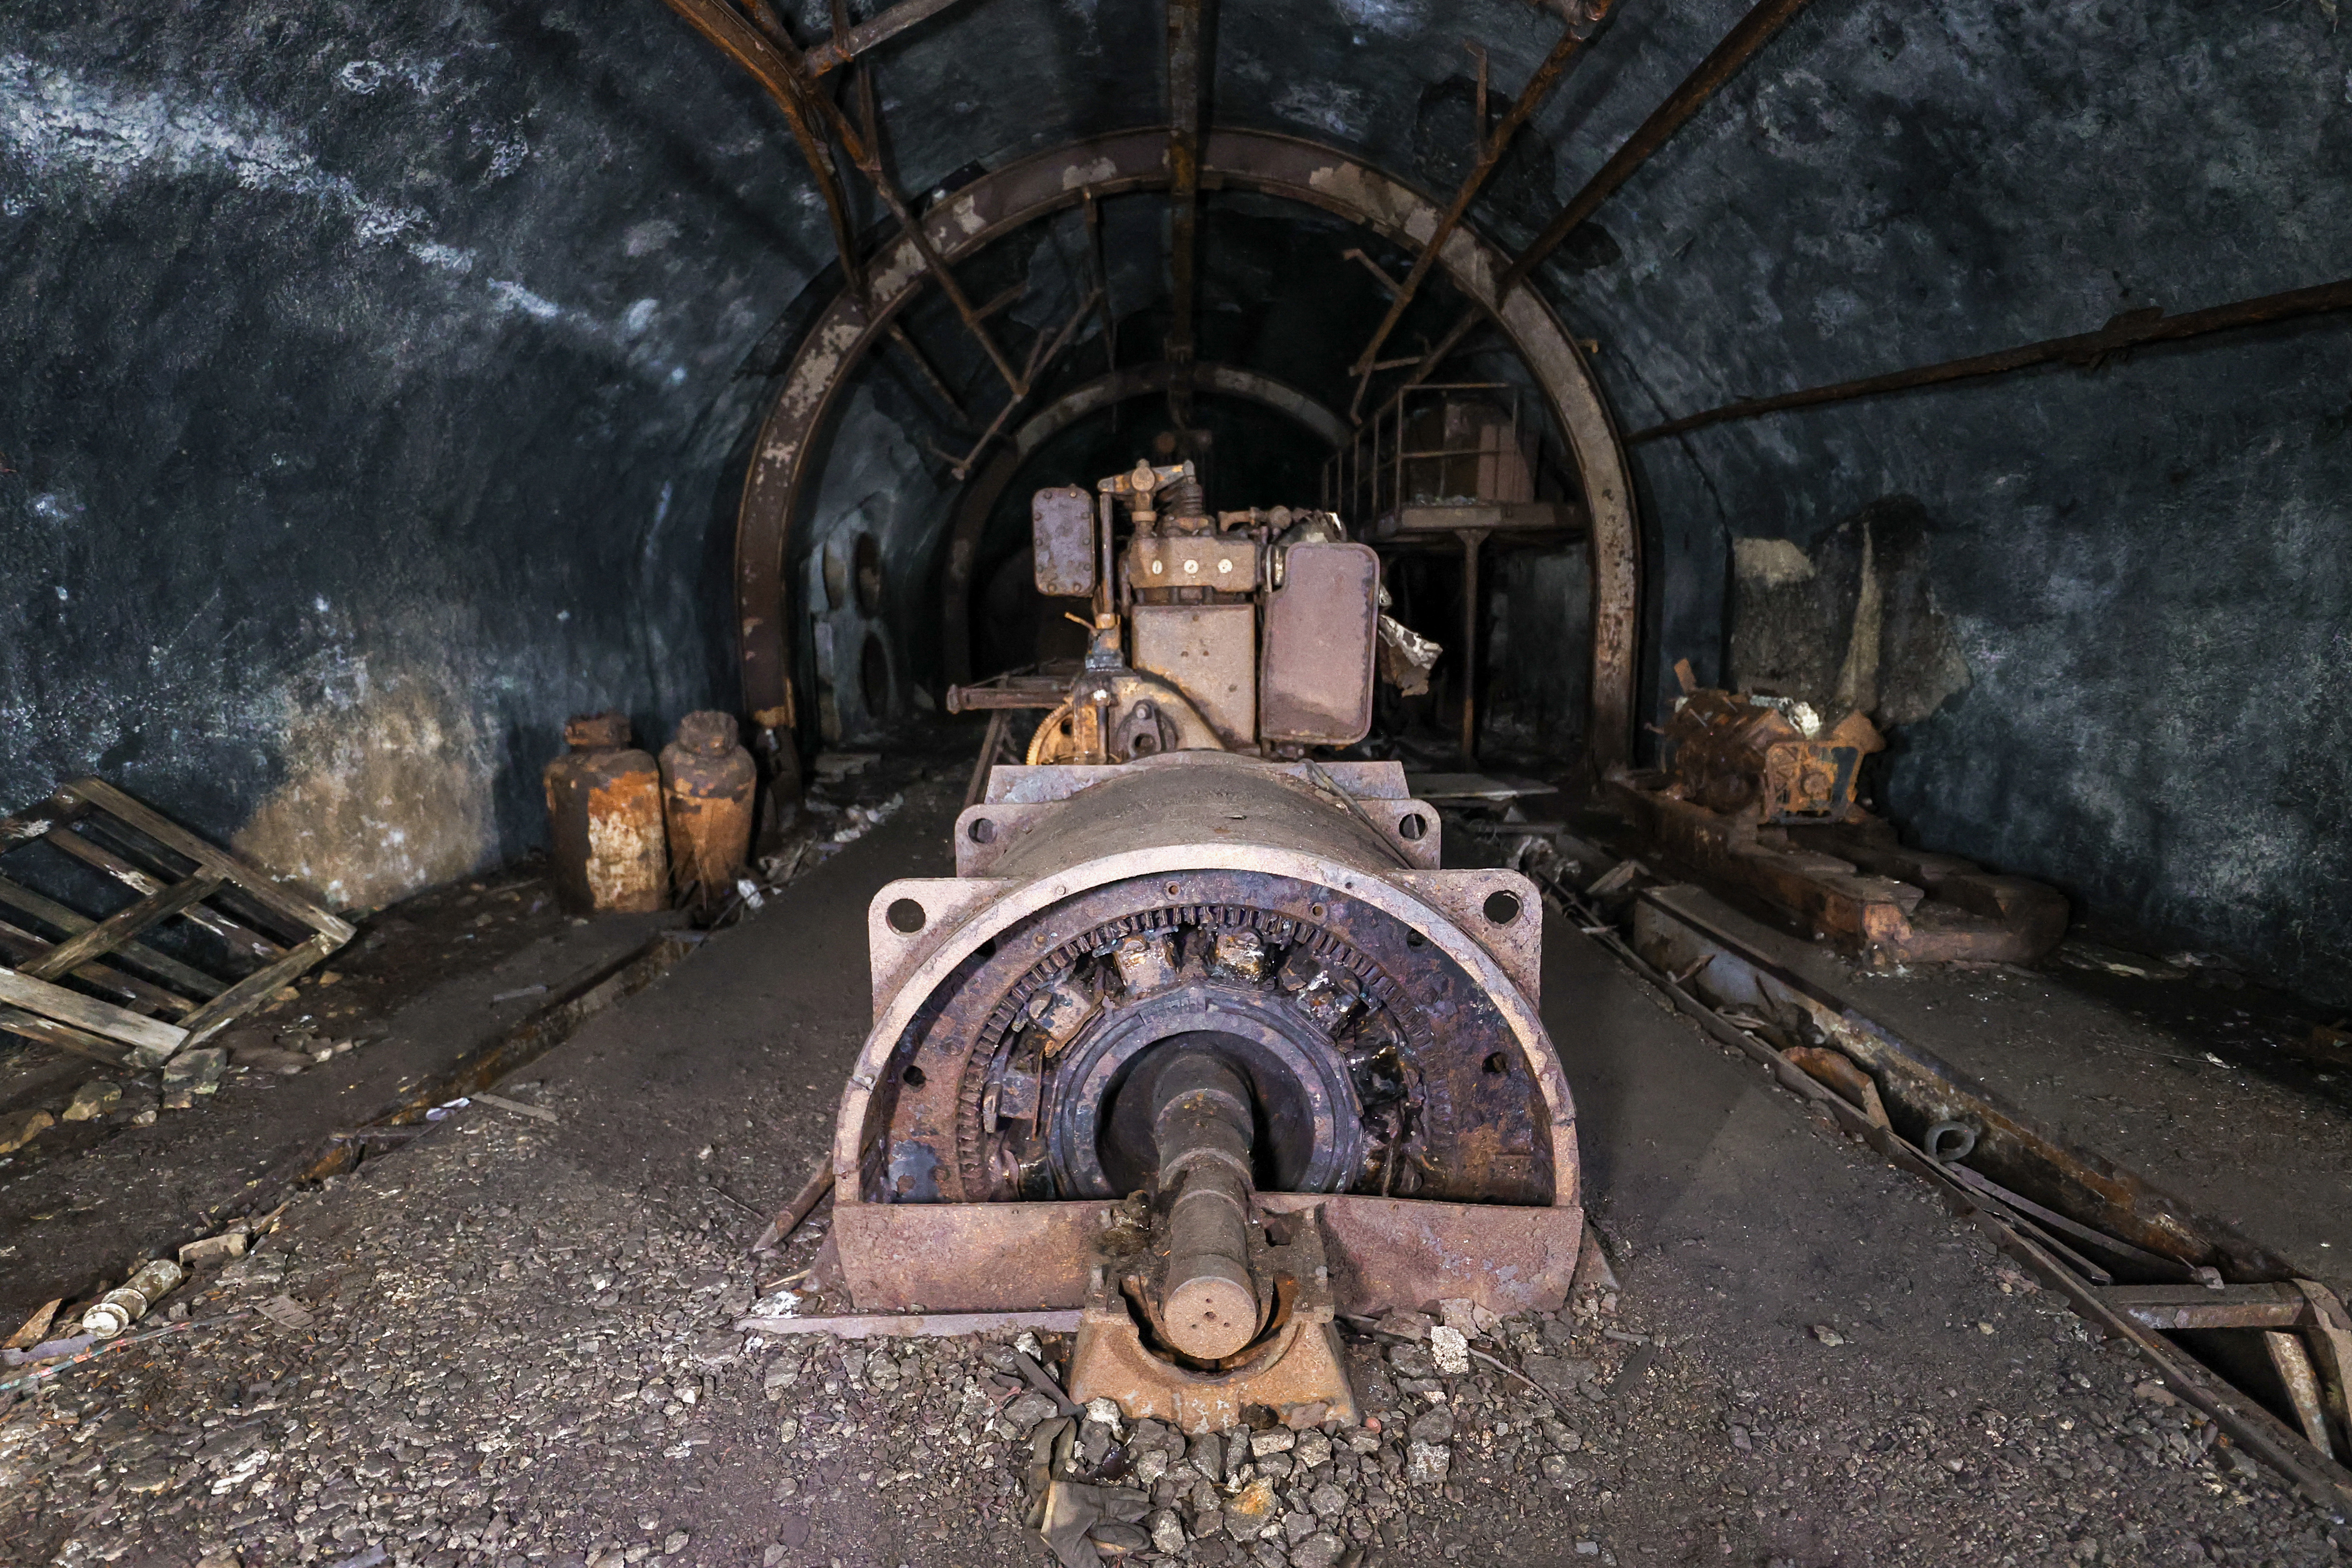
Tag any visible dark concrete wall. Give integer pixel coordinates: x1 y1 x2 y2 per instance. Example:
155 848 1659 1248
1538 1 2352 999
4 0 2345 1001
0 1 837 907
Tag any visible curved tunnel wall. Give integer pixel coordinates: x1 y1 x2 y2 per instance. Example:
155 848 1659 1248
2 1 2347 1000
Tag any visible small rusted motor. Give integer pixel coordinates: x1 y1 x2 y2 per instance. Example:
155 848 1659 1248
828 463 1583 1434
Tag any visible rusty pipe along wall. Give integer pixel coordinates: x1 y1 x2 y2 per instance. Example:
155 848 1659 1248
825 752 1583 1321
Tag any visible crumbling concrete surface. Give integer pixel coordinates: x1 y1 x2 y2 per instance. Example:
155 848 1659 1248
0 788 2341 1567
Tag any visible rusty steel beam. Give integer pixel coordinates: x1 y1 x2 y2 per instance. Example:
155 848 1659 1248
761 6 1030 395
668 0 1029 393
733 131 1640 777
1347 4 1609 398
1380 0 1820 411
1626 279 2352 442
1164 0 1206 421
948 286 1103 478
1083 190 1118 378
830 0 885 173
662 0 870 307
803 0 973 75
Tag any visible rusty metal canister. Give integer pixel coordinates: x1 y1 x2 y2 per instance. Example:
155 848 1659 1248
544 712 669 914
660 711 757 901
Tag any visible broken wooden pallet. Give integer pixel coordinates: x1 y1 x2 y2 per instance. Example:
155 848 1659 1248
0 779 353 1070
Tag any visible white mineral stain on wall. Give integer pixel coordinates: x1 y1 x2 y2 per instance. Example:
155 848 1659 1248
0 54 632 358
232 668 495 913
1732 537 1817 587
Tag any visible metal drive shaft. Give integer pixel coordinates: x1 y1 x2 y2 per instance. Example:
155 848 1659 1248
1151 1046 1263 1360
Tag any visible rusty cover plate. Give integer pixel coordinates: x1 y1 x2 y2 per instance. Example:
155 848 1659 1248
1275 1194 1583 1316
835 1200 1114 1311
1260 542 1378 745
1131 603 1257 748
836 1195 1579 1316
1032 486 1097 597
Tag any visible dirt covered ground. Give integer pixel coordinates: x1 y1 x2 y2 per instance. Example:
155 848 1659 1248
0 780 2345 1567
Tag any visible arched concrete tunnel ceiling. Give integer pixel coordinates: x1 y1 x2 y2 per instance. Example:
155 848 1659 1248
2 0 2346 997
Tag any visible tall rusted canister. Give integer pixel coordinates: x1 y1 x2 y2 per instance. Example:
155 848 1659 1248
660 711 757 903
544 712 669 914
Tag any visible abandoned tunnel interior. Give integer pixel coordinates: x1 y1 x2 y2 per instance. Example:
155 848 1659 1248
0 0 2348 1565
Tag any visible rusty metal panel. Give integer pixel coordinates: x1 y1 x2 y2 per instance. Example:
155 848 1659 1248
1131 603 1257 747
1031 486 1097 597
1260 543 1378 746
1128 535 1260 589
833 1195 1578 1317
834 1199 1112 1311
1270 1194 1583 1316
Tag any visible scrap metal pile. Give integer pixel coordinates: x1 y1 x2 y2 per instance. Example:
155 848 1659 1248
813 460 1581 1433
1605 660 2068 964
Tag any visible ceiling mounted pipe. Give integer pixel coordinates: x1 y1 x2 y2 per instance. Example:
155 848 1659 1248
732 128 1640 778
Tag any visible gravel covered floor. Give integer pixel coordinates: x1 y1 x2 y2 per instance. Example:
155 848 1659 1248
1 787 2345 1567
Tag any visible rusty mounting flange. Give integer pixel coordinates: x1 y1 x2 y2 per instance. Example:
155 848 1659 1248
1069 1202 1358 1434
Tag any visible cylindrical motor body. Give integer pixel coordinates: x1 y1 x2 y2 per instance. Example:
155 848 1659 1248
660 711 757 901
851 753 1570 1221
544 712 668 914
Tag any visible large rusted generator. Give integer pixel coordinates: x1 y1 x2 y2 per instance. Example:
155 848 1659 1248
834 461 1582 1431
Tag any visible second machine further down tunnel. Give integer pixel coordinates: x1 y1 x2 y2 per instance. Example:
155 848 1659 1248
824 460 1583 1433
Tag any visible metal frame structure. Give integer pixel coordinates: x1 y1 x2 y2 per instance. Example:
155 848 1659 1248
726 129 1642 776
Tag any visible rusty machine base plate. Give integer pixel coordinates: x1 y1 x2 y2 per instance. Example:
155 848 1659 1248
1067 1204 1360 1433
829 1193 1583 1323
1605 779 2067 966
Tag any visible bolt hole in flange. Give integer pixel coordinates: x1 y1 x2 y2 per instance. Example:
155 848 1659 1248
1397 813 1427 842
968 817 997 844
903 1064 927 1087
886 897 927 934
1482 1051 1510 1076
1483 889 1522 925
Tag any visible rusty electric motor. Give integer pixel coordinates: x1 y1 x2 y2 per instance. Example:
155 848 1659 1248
826 461 1583 1433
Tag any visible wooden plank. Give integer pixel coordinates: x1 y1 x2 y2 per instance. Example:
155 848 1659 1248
177 932 340 1043
0 1005 135 1069
2102 1283 2310 1332
0 964 187 1056
0 875 225 999
18 872 224 982
0 918 198 1017
39 829 284 961
65 779 355 942
0 791 84 848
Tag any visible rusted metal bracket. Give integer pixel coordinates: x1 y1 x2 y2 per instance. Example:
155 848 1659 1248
1347 6 1609 409
1371 0 1820 417
666 0 872 309
664 0 1028 393
803 0 974 75
1626 278 2352 442
948 285 1103 479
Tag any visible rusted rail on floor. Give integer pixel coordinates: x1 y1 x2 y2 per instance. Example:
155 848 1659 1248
1624 278 2352 441
1510 840 2352 1512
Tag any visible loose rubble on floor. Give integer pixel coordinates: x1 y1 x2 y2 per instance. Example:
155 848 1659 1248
0 1077 2343 1568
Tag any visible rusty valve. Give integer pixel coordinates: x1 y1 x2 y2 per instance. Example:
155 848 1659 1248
1151 1043 1263 1360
